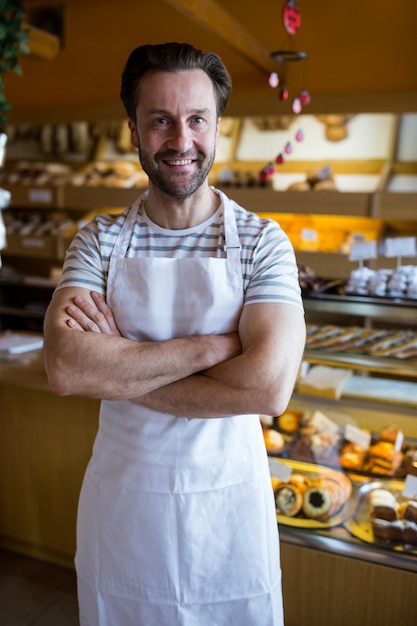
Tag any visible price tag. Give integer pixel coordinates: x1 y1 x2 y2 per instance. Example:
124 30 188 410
268 458 292 483
349 240 377 261
394 430 404 452
300 228 318 242
28 188 53 204
384 236 416 258
403 474 417 500
311 410 339 439
22 237 46 249
344 423 371 449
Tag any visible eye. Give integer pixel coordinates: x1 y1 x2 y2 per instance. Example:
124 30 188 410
191 116 204 125
154 117 168 126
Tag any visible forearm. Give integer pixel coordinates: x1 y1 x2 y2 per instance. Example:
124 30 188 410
135 319 305 418
43 288 241 399
44 330 236 400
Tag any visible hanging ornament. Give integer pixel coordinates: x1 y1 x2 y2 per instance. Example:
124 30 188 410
279 85 289 101
284 142 292 154
291 97 302 114
299 89 311 105
282 0 301 36
267 162 275 175
275 153 285 165
295 129 304 142
268 72 280 88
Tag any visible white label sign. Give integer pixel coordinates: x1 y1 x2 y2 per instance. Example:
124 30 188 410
403 474 417 500
311 410 340 439
28 188 53 204
300 228 318 242
22 237 46 249
344 423 372 449
384 236 416 258
268 458 292 483
349 240 377 261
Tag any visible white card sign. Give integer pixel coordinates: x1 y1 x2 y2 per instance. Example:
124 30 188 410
344 423 372 449
384 236 416 258
311 410 339 439
403 474 417 500
268 458 292 483
349 240 377 261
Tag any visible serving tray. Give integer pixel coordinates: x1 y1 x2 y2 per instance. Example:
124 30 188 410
343 479 417 555
269 458 353 530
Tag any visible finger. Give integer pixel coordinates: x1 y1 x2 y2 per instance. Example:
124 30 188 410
90 291 121 336
66 318 85 331
67 304 102 333
72 296 113 333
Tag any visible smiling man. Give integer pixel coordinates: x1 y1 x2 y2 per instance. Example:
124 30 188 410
43 42 306 626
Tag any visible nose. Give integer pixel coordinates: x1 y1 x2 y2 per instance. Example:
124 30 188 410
167 120 192 153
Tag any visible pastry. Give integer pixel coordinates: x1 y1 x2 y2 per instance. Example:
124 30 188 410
277 410 301 434
366 441 403 476
302 486 332 520
340 442 367 471
379 424 403 446
288 473 312 494
263 429 285 453
403 520 417 545
370 488 398 521
271 477 282 494
275 484 303 517
404 501 417 523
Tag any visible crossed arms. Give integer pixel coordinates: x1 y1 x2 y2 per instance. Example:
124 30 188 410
43 287 306 418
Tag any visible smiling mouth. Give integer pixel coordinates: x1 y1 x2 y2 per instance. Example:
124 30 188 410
165 159 194 166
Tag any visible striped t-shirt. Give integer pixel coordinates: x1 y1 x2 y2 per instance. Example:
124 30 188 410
57 190 303 310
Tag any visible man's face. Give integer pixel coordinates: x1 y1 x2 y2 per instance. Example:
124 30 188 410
129 69 220 199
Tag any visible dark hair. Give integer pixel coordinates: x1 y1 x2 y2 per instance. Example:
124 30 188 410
120 42 232 121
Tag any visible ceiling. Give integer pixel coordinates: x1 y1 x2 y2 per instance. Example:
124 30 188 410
8 0 417 123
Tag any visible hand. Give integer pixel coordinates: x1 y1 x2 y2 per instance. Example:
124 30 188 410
66 291 121 336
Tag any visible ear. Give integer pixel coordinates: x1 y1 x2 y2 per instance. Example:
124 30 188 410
128 118 139 148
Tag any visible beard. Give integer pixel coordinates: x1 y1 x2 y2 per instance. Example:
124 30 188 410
138 144 216 200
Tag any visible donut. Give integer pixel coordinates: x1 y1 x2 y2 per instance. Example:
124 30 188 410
275 484 303 517
302 486 332 520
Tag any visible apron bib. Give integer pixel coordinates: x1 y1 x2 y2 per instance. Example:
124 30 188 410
75 191 283 626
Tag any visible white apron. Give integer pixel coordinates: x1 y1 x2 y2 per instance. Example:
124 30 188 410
75 191 283 626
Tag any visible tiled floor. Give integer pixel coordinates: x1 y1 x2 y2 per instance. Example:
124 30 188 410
0 549 79 626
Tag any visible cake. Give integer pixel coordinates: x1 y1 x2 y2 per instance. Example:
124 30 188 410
370 488 398 521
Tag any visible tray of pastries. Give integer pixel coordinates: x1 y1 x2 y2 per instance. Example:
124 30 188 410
269 458 353 529
263 414 416 480
305 323 417 360
344 480 417 554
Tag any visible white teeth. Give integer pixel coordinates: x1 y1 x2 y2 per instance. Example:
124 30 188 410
168 159 192 165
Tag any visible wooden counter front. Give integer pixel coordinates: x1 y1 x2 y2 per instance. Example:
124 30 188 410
0 350 99 567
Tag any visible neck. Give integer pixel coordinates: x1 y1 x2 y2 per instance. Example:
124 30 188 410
145 184 219 230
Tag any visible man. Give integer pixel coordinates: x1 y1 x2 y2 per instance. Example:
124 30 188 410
43 42 306 626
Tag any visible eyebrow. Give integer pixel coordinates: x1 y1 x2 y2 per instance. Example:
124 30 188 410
147 108 212 117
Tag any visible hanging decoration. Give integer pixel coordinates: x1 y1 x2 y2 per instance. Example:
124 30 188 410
268 1 310 117
259 1 310 184
258 124 305 185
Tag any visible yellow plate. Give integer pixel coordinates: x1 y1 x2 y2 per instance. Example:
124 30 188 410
343 479 417 555
269 458 353 529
